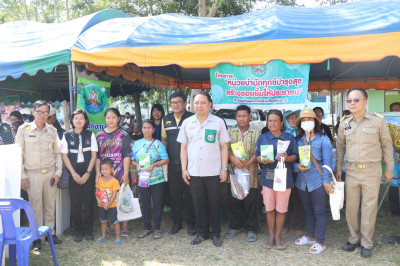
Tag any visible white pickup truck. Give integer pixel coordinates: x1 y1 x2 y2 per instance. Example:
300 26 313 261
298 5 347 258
214 109 266 131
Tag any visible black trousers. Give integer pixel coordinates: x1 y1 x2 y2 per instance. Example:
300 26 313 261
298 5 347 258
69 163 94 236
169 164 195 226
227 185 259 232
190 175 221 238
389 186 400 215
139 182 164 230
284 186 305 230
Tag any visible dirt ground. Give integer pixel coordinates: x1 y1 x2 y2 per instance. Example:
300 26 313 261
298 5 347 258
25 184 400 265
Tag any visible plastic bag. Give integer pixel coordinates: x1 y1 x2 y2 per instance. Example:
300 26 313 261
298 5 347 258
138 170 150 187
119 184 134 213
229 166 250 200
117 184 142 221
323 165 344 220
273 157 287 192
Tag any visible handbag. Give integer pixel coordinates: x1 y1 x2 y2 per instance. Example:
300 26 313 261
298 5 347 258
273 157 287 192
323 165 345 220
57 165 70 189
117 184 142 221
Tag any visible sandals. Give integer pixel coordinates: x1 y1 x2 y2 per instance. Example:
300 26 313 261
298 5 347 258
295 235 317 246
97 237 107 243
154 230 162 240
309 243 326 254
262 241 274 250
276 241 288 251
247 232 257 242
137 229 152 239
225 229 241 239
114 238 122 245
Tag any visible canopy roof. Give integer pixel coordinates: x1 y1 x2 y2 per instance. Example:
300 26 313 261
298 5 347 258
0 9 128 81
72 0 400 68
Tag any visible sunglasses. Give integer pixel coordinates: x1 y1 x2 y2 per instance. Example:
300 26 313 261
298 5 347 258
346 98 365 104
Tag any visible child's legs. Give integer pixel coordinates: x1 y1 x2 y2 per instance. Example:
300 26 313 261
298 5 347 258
108 208 120 238
101 222 107 238
98 206 108 238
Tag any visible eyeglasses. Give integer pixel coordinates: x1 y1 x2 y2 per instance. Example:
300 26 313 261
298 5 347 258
73 117 86 121
171 101 184 106
346 98 364 104
35 111 49 116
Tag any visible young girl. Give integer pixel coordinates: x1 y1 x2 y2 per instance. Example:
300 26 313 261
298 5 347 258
95 159 121 245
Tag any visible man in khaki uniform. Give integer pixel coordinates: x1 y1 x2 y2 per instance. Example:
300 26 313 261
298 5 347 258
336 88 394 258
15 100 63 251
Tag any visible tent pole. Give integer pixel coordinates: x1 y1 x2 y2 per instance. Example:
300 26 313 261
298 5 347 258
330 80 335 140
72 61 77 112
68 63 74 112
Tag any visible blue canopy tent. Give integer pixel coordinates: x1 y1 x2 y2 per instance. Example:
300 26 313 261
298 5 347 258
0 9 129 105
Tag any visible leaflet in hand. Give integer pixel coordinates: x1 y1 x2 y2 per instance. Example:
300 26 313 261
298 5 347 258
260 145 274 161
276 140 290 159
96 190 109 205
299 145 311 168
138 153 151 170
231 141 246 159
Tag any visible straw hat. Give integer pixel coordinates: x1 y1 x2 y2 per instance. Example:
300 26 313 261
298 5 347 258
295 109 321 127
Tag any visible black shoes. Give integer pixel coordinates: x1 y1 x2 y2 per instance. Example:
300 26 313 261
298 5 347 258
187 225 197 236
45 234 63 245
74 234 82 243
191 235 209 245
32 239 42 251
361 246 373 258
169 224 183 235
85 232 94 241
212 236 222 247
342 241 360 252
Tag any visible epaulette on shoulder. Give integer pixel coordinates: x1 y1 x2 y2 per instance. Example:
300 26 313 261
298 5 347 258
48 124 57 131
19 122 29 128
340 115 351 123
374 112 384 119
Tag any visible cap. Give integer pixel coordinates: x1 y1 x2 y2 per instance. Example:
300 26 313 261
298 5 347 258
295 109 321 127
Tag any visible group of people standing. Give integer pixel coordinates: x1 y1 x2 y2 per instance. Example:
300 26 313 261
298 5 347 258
1 87 394 259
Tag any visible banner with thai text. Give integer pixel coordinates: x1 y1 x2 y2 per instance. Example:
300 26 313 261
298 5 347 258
76 77 110 134
210 61 310 110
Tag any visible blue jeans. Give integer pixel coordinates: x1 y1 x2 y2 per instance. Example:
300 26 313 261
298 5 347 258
297 185 328 244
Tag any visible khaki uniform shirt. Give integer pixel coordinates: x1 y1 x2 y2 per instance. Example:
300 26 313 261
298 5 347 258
227 127 259 188
15 121 62 179
177 113 230 176
336 112 394 172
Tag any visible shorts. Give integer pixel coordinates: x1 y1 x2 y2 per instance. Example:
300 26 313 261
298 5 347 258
98 206 118 224
261 186 291 213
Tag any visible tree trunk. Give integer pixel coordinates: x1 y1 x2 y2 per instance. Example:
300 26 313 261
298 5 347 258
54 0 59 22
20 0 30 20
65 0 69 20
133 92 142 132
198 0 206 17
207 4 218 17
39 0 47 23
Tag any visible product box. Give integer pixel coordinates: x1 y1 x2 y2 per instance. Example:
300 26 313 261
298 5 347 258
138 153 151 170
231 141 246 159
299 145 311 168
260 145 274 161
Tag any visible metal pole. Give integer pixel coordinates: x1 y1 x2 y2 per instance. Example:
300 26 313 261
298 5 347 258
330 81 335 139
71 62 77 112
68 63 73 112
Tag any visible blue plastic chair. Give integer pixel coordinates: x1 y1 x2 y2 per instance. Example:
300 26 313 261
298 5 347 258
0 198 58 266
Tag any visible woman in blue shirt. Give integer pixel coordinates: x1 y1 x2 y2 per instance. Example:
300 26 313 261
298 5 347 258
294 109 334 254
131 120 169 239
256 109 298 251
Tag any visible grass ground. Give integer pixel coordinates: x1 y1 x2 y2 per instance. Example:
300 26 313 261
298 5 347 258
23 184 400 265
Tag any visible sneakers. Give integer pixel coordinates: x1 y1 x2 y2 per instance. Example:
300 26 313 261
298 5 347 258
121 228 130 237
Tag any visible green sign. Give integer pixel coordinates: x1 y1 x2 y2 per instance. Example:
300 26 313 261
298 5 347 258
210 61 310 110
76 77 110 133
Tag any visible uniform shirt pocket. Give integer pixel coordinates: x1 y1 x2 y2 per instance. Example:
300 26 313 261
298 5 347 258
41 135 55 151
311 143 322 161
363 128 379 145
343 128 354 144
24 136 40 152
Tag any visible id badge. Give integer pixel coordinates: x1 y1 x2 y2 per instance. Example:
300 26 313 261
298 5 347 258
205 129 217 143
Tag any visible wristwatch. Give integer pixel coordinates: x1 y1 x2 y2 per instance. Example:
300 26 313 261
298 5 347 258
86 170 92 174
221 167 228 171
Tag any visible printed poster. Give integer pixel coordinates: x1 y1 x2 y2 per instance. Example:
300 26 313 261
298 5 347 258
76 77 110 134
210 61 310 110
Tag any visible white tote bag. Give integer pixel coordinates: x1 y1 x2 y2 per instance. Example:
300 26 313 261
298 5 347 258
117 184 142 222
273 157 287 192
323 165 344 220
